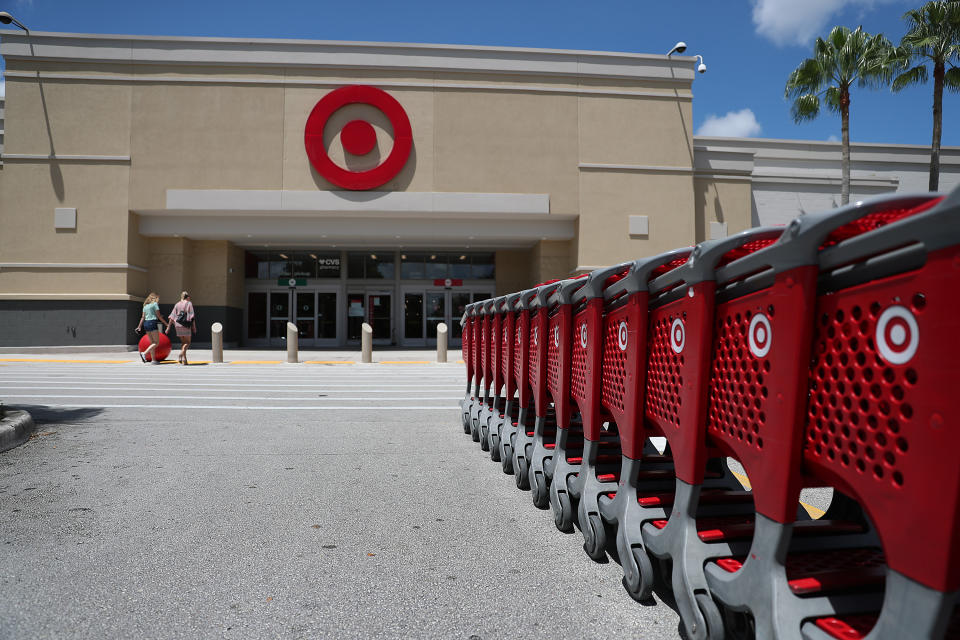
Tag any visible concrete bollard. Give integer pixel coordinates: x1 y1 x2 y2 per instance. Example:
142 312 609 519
211 322 224 363
437 322 448 363
287 321 299 363
361 322 373 363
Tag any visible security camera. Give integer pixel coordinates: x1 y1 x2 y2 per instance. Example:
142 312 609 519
698 62 707 74
668 41 687 56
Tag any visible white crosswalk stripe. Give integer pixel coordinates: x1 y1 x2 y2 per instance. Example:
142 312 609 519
0 362 465 411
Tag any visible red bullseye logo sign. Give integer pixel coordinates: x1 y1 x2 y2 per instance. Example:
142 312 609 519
876 305 919 365
303 85 412 190
748 313 772 358
580 323 588 349
670 318 685 354
554 325 560 348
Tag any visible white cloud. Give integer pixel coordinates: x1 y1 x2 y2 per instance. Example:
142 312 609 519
827 134 839 142
697 108 762 138
751 0 900 47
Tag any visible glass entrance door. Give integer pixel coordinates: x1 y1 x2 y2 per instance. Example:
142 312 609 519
317 291 338 343
425 291 446 346
291 289 339 347
404 292 424 345
295 291 315 344
367 292 392 344
269 290 291 347
347 291 393 344
399 289 490 346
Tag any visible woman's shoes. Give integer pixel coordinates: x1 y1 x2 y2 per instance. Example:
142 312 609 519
139 352 146 363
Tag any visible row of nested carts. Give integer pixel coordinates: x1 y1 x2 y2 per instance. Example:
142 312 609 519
458 190 960 640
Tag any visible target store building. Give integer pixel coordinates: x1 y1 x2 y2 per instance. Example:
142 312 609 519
2 31 954 348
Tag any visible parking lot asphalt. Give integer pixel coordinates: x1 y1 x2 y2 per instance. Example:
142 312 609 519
0 360 684 639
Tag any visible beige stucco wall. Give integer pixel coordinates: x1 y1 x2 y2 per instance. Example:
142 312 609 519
694 177 754 243
495 249 531 296
129 83 285 211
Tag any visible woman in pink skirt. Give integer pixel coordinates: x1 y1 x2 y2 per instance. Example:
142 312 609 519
167 291 196 365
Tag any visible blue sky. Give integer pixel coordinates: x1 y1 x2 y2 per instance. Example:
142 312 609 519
3 0 956 146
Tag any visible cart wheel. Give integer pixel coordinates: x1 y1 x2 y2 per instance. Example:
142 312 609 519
684 592 724 640
551 487 574 533
479 421 490 451
462 411 471 434
621 547 655 603
514 455 530 490
489 433 501 462
500 444 514 475
581 513 608 562
530 470 549 509
470 418 481 442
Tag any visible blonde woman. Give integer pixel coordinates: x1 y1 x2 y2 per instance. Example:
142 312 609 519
136 292 169 363
167 291 196 365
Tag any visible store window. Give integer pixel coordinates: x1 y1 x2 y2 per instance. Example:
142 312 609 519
400 252 426 279
471 253 495 279
347 252 395 279
245 251 342 279
314 252 341 279
398 252 495 280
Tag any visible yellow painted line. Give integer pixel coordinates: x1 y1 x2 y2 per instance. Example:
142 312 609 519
230 360 283 364
457 360 464 364
380 360 433 364
0 358 129 364
304 361 355 365
730 469 825 519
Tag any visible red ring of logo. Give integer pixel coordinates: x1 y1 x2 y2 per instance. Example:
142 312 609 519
303 85 413 191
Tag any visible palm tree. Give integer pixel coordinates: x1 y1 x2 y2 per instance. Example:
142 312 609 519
785 26 893 205
891 1 960 192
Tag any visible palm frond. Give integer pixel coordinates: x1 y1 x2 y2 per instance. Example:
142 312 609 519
946 66 960 91
790 94 821 122
893 64 929 91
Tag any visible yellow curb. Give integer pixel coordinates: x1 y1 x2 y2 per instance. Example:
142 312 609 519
230 360 284 364
0 358 129 364
730 470 825 519
304 361 355 365
380 360 433 364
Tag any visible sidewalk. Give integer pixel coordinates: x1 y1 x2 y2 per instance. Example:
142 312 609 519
0 347 464 365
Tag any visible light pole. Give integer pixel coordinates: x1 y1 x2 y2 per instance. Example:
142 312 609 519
667 41 707 75
0 12 29 33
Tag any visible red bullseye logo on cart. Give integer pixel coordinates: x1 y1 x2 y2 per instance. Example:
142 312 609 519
748 313 772 358
618 321 629 351
670 318 685 354
553 326 560 348
875 305 919 365
303 85 413 191
579 323 587 349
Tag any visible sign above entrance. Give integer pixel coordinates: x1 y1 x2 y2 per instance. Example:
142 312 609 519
303 85 413 191
280 278 307 287
434 278 463 288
